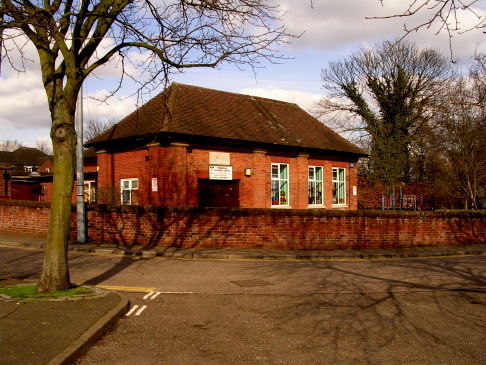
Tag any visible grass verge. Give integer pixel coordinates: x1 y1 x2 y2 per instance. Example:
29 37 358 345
0 284 93 299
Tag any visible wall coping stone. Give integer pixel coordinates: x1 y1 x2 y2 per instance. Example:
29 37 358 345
1 200 485 219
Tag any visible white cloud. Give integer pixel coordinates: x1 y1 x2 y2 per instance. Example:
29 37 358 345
278 0 485 59
83 89 138 123
0 73 50 129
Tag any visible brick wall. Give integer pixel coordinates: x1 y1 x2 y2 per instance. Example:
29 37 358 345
0 201 51 235
1 201 485 250
96 143 361 210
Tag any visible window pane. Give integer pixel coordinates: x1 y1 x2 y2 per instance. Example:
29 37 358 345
316 182 323 204
279 180 288 205
272 165 279 179
131 180 138 189
332 182 338 204
308 167 314 180
122 190 130 204
271 180 279 205
337 182 345 204
316 167 322 180
280 164 287 179
339 168 345 181
308 181 315 204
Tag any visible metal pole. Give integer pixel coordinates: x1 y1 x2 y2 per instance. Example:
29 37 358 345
0 14 4 77
76 86 86 243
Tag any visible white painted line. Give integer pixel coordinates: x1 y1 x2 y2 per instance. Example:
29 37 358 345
143 292 154 300
135 305 147 316
126 305 139 316
150 292 161 300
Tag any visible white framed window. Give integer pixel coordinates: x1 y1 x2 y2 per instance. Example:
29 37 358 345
121 178 138 205
271 163 289 206
308 166 323 205
84 181 97 203
332 167 346 205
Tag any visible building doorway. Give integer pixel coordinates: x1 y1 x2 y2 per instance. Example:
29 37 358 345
198 179 239 208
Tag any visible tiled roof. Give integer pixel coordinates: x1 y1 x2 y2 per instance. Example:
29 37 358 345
0 148 49 167
86 83 365 155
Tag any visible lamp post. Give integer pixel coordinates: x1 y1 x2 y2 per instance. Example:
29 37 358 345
76 86 86 243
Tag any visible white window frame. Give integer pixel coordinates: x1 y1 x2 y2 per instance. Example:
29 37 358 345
308 166 323 206
271 163 289 207
332 167 346 206
121 178 138 205
84 180 96 203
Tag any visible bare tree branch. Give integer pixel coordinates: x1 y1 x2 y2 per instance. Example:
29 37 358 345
0 0 295 292
370 1 485 58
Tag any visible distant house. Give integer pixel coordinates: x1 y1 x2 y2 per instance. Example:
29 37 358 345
0 147 49 200
38 148 98 203
38 156 54 174
86 83 366 209
82 148 99 203
0 147 48 173
0 147 98 202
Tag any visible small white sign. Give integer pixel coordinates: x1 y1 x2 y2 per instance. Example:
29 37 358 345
209 165 233 180
152 178 158 192
353 186 357 196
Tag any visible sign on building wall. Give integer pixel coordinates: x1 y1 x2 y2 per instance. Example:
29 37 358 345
152 178 158 192
209 165 233 180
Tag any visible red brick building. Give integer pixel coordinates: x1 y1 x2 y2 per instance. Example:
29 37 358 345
86 83 366 209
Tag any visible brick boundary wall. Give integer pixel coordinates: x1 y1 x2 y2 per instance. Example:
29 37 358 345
1 201 485 250
0 201 51 236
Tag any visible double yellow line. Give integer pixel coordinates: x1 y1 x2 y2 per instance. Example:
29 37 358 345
95 285 156 292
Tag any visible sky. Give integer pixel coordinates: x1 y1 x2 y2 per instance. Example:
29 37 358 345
1 0 485 149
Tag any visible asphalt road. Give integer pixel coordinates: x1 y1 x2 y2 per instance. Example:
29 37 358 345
1 247 485 364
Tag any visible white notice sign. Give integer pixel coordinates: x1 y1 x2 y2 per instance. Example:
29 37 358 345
209 165 233 180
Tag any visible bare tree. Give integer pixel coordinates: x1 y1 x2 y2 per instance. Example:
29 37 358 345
0 139 24 152
1 0 293 292
84 118 118 143
315 40 454 187
427 53 486 209
372 1 485 57
35 140 53 155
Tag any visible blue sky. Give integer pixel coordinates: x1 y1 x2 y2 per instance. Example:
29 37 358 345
1 0 485 149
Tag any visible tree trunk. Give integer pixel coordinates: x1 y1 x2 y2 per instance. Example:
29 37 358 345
37 98 77 292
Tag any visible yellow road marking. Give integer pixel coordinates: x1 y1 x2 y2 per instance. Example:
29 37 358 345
95 285 156 292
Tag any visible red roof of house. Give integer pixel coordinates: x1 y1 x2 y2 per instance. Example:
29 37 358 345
86 83 365 155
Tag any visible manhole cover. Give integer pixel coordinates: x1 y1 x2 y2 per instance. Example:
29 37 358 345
230 279 273 287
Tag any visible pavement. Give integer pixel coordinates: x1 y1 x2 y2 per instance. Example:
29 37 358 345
0 231 485 365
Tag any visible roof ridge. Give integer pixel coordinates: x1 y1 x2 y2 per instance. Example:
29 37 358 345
176 82 299 107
